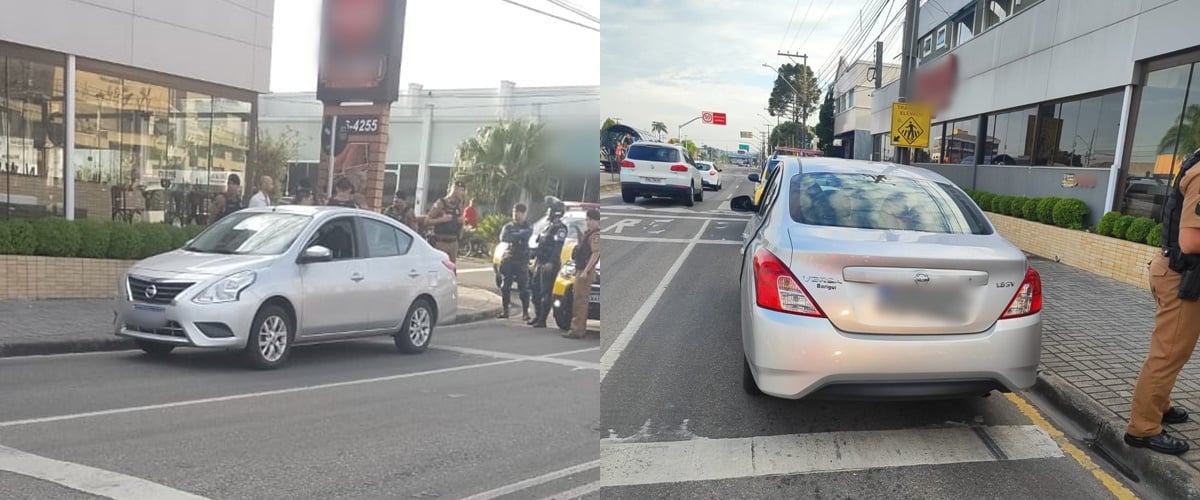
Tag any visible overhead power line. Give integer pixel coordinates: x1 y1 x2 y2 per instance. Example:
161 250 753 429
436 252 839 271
544 0 599 24
500 0 598 32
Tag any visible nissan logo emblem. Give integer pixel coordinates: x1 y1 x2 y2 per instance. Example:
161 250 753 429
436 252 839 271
144 284 158 299
914 272 931 284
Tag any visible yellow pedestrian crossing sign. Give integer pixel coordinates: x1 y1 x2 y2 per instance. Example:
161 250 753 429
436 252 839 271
891 102 932 148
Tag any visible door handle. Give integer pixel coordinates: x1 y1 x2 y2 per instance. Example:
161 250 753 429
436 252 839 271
351 272 364 282
408 269 421 278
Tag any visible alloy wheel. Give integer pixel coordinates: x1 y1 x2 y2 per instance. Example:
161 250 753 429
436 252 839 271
258 315 288 362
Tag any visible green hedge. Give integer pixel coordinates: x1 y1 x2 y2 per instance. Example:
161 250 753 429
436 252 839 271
1148 223 1164 247
1126 217 1156 244
1021 198 1041 222
1096 211 1121 236
0 218 203 261
1037 197 1060 225
965 189 1169 247
1112 215 1136 240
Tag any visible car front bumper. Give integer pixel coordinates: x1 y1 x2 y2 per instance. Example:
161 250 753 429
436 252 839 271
743 306 1041 400
114 292 262 349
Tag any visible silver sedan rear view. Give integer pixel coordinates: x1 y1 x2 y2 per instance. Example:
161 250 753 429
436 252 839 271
732 157 1042 400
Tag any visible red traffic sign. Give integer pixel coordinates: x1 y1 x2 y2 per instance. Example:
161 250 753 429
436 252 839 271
702 111 727 125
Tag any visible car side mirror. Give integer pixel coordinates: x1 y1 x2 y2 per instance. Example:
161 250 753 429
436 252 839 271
300 245 333 263
748 173 760 183
730 195 756 212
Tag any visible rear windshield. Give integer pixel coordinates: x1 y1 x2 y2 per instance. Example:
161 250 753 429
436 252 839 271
626 145 680 163
696 163 711 171
788 172 991 235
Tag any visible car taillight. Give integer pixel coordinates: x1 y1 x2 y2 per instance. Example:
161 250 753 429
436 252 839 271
1000 266 1041 319
670 164 688 172
709 170 716 175
620 160 635 168
753 248 825 317
443 260 457 275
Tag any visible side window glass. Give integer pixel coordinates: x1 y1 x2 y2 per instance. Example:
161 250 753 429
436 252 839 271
362 218 401 258
395 226 415 255
311 217 358 260
758 168 781 216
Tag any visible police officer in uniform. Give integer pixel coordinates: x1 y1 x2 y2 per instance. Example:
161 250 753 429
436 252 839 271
497 203 534 321
427 182 467 263
1125 148 1200 455
529 197 569 328
565 208 600 339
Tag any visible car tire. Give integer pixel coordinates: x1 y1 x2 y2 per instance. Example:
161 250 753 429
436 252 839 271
136 339 174 357
684 183 695 207
554 286 573 331
396 298 435 354
695 184 704 202
622 188 636 204
243 303 294 370
743 355 764 396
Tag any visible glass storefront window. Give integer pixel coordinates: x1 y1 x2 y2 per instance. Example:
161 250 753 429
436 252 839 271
1125 64 1193 220
2 51 66 219
984 107 1036 165
941 117 979 164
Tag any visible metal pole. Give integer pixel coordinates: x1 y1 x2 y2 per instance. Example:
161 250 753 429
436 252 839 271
875 41 883 90
64 55 76 220
326 114 337 199
896 0 919 165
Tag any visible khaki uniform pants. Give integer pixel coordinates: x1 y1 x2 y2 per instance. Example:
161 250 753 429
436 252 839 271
1128 254 1200 437
436 239 459 263
569 269 595 337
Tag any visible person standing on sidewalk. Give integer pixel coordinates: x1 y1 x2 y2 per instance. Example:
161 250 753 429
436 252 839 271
247 175 274 208
529 197 569 328
328 177 359 209
1125 148 1200 455
565 208 600 339
384 192 418 229
463 198 479 229
497 203 534 321
426 182 467 263
208 173 244 224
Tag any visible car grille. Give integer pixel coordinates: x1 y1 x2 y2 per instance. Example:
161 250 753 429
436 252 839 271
126 321 187 338
128 276 194 305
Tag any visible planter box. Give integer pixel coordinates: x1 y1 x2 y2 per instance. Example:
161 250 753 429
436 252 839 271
986 212 1158 290
1 255 136 300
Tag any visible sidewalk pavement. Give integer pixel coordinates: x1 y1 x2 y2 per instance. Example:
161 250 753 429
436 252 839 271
1029 255 1200 498
0 286 502 358
601 172 619 193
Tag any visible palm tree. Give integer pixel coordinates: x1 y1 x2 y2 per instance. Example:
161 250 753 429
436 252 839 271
651 121 668 141
1161 105 1200 167
453 119 547 214
602 117 619 131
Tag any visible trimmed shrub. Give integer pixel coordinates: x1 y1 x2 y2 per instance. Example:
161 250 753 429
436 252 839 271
0 222 10 254
106 223 142 260
1022 198 1041 221
77 221 112 259
135 223 176 258
182 224 206 242
7 220 37 255
977 192 996 211
1037 197 1061 225
1112 215 1136 240
1052 198 1089 229
1126 217 1157 244
1095 211 1121 236
1010 197 1029 217
1147 223 1164 247
993 196 1010 215
31 217 82 257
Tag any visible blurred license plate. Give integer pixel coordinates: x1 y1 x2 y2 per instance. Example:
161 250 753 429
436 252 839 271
877 287 964 319
589 293 600 303
642 177 664 183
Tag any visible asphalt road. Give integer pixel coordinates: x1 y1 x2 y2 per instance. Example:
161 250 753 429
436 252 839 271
0 318 599 499
596 168 1150 499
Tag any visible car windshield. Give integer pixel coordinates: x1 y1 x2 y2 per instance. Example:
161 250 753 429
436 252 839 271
184 212 312 255
788 172 991 235
696 163 712 170
626 145 680 163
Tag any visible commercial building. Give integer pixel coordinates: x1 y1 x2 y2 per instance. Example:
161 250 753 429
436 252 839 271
258 82 600 212
833 59 901 160
869 0 1200 225
0 0 272 223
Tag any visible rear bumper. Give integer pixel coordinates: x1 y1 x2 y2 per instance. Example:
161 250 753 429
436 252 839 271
621 182 690 198
743 306 1041 400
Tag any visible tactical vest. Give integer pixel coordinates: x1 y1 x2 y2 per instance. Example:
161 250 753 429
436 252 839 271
535 220 567 263
434 198 462 237
1161 150 1200 272
573 228 597 268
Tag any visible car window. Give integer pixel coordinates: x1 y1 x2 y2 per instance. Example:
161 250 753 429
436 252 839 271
361 217 414 257
788 172 992 235
696 163 711 171
184 212 310 255
310 217 358 260
759 165 783 216
626 145 680 163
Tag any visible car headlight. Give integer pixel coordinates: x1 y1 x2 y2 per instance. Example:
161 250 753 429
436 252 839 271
192 270 257 304
560 260 577 278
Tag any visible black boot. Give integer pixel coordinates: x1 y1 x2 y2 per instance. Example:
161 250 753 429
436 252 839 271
521 303 531 322
498 295 510 319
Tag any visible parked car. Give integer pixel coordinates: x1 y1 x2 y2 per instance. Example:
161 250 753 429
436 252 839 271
619 141 705 206
732 156 1042 400
551 259 599 331
696 161 723 190
114 206 458 369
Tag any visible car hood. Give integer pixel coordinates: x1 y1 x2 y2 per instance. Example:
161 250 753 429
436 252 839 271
131 250 278 279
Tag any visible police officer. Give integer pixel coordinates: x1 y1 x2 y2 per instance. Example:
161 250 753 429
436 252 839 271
497 203 534 321
427 182 467 263
1125 148 1200 455
565 208 600 339
529 197 569 328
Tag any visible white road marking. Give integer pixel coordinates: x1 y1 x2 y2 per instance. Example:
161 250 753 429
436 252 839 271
538 481 602 500
602 235 742 245
456 267 492 274
432 345 600 370
600 211 748 222
459 460 601 500
600 219 641 234
0 443 209 499
600 425 1063 487
600 219 711 382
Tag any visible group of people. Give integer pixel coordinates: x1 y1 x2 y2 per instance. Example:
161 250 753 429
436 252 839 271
495 198 599 339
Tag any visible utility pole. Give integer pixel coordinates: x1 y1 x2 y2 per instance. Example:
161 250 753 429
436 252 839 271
874 41 883 90
778 51 810 149
896 0 919 165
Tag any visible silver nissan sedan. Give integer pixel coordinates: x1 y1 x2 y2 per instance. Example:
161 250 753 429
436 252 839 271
733 156 1042 400
114 206 458 369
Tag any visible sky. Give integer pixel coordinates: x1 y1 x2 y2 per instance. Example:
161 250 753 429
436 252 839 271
270 0 600 92
602 0 899 154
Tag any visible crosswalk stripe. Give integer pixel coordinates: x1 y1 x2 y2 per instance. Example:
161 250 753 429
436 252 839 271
599 424 1063 487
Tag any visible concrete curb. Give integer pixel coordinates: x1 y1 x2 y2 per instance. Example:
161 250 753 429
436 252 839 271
1031 371 1200 500
0 302 505 359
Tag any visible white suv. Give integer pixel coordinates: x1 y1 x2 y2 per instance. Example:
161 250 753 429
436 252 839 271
619 141 705 206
